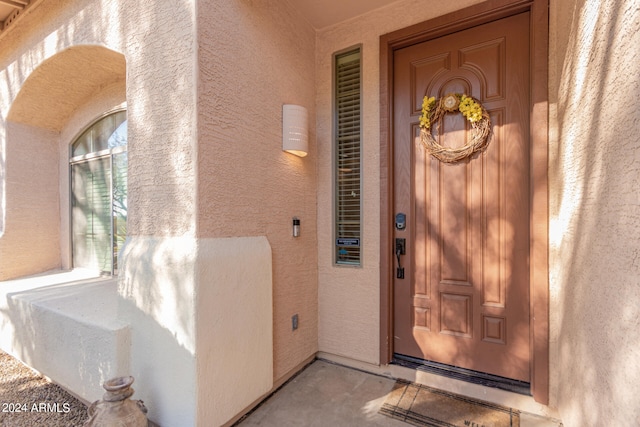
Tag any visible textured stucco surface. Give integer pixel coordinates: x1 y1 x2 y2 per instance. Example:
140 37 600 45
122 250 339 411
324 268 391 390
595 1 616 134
315 0 483 366
0 0 197 240
0 0 196 274
0 274 130 404
1 121 60 278
548 0 640 425
0 0 638 425
118 236 198 425
197 0 318 383
6 46 126 131
1 1 295 425
195 236 273 426
0 1 199 425
118 235 274 427
0 49 126 279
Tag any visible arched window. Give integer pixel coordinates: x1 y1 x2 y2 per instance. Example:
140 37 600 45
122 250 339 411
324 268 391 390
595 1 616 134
70 110 127 275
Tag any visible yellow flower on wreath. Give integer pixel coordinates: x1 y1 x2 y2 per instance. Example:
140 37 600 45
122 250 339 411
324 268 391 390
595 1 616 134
458 94 483 123
420 93 484 127
418 92 492 163
419 96 436 128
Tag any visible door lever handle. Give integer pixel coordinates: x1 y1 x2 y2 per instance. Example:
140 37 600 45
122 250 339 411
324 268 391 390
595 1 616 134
395 238 406 279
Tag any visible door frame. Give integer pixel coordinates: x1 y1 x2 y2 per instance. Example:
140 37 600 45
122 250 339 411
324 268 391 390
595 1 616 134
379 0 549 404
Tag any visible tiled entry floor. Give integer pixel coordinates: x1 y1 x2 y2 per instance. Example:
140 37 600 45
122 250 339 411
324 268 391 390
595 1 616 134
236 360 562 427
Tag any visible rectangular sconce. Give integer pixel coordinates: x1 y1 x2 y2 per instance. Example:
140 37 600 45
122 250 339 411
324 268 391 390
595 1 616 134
282 104 308 157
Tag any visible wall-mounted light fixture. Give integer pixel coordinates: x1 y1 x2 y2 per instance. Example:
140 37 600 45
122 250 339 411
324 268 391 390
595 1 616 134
282 104 308 157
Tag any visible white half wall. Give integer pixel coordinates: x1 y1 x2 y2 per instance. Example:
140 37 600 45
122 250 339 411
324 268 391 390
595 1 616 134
119 235 273 427
118 236 198 426
0 271 130 404
195 236 273 426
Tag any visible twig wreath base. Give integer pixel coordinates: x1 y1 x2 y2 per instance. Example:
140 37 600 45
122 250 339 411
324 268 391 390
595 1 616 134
419 93 492 163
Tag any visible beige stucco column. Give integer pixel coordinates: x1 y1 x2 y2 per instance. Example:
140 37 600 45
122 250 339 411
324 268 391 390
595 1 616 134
0 0 284 425
112 1 271 425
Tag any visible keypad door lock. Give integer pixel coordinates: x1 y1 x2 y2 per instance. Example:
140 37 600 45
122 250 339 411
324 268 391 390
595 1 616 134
395 213 406 230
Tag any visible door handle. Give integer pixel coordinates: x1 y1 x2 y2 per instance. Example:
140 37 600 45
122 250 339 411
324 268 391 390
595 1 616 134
395 238 405 279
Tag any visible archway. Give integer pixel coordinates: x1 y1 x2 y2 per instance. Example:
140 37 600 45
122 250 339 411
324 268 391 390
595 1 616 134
1 45 126 280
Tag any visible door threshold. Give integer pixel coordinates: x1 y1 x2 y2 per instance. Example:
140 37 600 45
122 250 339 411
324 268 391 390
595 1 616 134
392 354 531 396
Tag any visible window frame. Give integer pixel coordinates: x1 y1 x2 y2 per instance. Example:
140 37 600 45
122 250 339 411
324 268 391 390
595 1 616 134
68 108 128 275
332 45 363 267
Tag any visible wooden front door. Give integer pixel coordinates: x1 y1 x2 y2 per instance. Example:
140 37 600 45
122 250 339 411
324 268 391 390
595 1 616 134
392 12 531 382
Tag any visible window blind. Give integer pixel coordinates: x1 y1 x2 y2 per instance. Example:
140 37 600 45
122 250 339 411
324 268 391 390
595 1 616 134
71 157 112 274
70 112 127 276
335 49 362 265
112 151 128 274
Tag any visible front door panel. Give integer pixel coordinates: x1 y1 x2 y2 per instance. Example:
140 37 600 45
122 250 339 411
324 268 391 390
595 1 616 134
392 12 531 382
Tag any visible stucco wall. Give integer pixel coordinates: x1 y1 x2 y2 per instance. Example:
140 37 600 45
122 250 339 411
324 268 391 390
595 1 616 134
316 2 639 425
2 0 637 425
315 0 483 366
0 1 200 425
0 275 131 404
2 0 300 425
1 122 60 278
549 0 640 425
0 0 198 239
0 2 131 282
195 236 273 426
0 0 197 270
197 0 318 383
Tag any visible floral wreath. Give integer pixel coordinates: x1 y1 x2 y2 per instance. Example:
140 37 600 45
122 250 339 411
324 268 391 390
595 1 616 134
419 93 492 163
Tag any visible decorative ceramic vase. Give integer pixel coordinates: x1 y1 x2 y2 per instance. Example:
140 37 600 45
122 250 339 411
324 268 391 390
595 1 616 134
84 376 148 426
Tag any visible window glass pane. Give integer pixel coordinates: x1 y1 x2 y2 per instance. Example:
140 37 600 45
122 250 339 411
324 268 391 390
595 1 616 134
109 116 128 149
72 128 92 157
72 157 112 274
112 151 128 274
72 111 127 157
70 110 127 275
92 114 115 152
335 48 362 265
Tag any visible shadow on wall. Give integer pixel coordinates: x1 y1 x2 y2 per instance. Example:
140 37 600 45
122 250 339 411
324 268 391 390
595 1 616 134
0 269 197 425
0 130 4 238
0 0 124 251
1 121 61 279
0 1 198 424
116 235 210 426
0 274 126 402
116 234 275 426
0 43 126 281
116 0 197 238
551 0 640 425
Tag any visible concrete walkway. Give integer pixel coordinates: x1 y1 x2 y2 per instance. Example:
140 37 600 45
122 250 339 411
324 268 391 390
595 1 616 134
236 360 562 427
236 361 407 427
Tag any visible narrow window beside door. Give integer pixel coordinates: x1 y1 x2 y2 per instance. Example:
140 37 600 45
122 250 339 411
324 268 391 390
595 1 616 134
334 48 362 265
